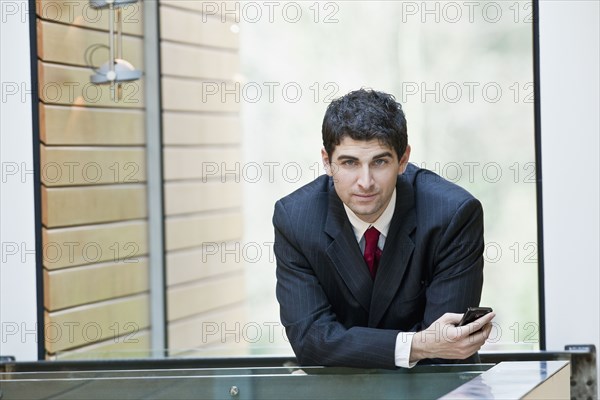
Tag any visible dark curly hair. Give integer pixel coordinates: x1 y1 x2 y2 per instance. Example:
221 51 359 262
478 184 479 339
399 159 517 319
322 88 408 159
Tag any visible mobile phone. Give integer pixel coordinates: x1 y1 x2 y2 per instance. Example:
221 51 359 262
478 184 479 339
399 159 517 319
457 307 493 326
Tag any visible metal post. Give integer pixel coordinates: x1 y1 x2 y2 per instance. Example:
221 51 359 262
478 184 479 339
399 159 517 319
143 0 166 358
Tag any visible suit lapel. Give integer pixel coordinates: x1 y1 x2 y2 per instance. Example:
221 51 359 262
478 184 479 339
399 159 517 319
324 181 373 313
368 175 416 327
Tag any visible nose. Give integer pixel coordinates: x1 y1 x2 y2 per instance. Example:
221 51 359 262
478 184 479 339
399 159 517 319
357 165 374 190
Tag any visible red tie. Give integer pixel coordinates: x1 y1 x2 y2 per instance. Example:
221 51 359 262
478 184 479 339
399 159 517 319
363 227 382 279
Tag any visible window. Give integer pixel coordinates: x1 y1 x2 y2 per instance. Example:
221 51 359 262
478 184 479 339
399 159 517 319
240 1 538 354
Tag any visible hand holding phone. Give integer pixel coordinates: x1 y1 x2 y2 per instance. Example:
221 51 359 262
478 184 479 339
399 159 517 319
457 307 493 327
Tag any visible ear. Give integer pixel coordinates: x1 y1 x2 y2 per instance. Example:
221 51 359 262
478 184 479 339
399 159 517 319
321 148 333 176
398 144 411 174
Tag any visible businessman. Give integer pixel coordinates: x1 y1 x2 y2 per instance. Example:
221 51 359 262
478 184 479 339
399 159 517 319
273 88 495 369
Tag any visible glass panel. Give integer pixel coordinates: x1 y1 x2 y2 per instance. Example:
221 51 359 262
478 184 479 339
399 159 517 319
0 361 569 399
240 0 537 356
0 364 491 399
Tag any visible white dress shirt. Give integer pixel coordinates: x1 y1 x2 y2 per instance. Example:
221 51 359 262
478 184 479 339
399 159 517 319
343 189 417 368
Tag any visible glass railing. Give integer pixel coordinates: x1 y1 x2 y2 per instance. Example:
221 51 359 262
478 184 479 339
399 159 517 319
0 359 569 399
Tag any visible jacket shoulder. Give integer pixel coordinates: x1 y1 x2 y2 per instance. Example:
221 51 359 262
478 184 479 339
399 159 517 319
276 174 330 208
273 175 332 238
404 163 480 208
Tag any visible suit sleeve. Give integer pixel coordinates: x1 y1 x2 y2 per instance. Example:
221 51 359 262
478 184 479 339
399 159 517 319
273 200 399 368
421 197 485 363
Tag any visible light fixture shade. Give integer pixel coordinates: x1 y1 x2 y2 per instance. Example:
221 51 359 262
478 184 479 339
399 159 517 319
91 59 142 84
89 0 139 9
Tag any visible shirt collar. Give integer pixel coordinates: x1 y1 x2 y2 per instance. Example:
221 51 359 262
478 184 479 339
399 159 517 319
343 189 396 243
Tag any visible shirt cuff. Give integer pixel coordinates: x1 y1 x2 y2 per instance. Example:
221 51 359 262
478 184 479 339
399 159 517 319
394 332 418 368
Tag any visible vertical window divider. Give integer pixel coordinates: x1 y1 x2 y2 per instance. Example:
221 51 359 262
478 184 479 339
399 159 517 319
144 0 167 358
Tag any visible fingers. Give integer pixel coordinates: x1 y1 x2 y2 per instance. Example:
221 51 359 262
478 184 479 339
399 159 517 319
463 316 495 353
438 312 463 325
418 312 497 360
479 311 496 325
463 312 496 333
458 323 493 357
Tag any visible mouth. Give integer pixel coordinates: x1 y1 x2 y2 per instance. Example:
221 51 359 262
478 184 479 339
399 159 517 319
353 193 378 200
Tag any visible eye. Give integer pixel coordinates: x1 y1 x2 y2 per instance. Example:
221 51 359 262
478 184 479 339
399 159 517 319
373 159 389 167
342 159 357 167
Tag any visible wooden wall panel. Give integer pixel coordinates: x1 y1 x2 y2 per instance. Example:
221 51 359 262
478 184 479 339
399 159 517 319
162 0 251 22
42 221 147 270
161 77 241 113
159 5 239 49
45 294 149 353
44 258 149 311
37 20 144 69
165 212 243 251
36 0 150 360
166 246 243 286
172 341 248 357
162 113 240 145
38 62 145 108
161 42 239 80
161 0 246 357
167 274 245 321
164 181 241 216
159 1 213 15
40 146 146 186
36 0 143 36
161 0 258 22
42 185 147 227
162 147 241 181
40 104 145 145
54 330 150 360
167 305 247 354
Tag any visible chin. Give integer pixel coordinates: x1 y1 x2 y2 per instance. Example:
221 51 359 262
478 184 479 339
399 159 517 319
352 206 380 220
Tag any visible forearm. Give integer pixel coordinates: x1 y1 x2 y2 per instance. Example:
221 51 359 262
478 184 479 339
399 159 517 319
288 320 400 369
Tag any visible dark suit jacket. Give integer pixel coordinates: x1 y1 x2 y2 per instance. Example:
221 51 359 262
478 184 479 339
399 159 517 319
273 163 484 369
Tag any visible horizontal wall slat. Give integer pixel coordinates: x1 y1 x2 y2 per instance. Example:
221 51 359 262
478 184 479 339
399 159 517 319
171 341 248 357
167 275 246 322
36 0 143 36
43 221 148 270
162 113 240 145
40 104 145 145
45 294 150 353
166 245 243 287
164 181 241 216
160 5 238 49
38 62 145 108
42 184 147 227
165 212 243 251
40 146 146 187
163 147 241 181
37 19 144 68
167 305 247 353
161 77 240 113
158 1 220 16
161 41 239 80
44 258 149 311
54 330 150 360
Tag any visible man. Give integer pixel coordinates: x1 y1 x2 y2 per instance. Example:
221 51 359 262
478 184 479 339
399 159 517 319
273 88 495 369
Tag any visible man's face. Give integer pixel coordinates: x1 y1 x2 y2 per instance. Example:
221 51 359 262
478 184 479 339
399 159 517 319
322 137 411 223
